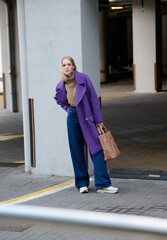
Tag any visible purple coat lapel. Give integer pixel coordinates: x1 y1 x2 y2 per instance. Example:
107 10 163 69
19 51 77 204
74 71 86 106
55 71 86 106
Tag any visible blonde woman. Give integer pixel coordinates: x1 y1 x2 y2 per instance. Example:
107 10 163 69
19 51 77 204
54 56 118 194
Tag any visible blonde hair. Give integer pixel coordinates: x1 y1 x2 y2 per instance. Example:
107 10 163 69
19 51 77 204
60 56 77 72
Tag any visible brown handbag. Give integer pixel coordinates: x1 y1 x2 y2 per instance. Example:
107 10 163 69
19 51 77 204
98 126 120 161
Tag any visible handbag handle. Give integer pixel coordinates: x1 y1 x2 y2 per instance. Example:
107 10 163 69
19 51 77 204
97 125 108 135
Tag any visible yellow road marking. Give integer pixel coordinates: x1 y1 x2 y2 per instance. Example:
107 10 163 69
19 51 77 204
14 161 25 164
149 174 160 178
0 114 9 117
0 134 23 141
0 179 75 204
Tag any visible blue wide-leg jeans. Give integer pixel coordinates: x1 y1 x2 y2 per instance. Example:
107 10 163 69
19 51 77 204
67 106 111 189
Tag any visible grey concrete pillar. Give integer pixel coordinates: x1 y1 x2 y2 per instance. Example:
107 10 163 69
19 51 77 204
99 12 106 83
0 1 12 110
14 2 22 113
0 26 2 77
133 0 156 92
16 0 31 172
16 0 100 176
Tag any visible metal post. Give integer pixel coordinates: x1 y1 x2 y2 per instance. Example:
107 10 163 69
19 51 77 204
3 73 6 108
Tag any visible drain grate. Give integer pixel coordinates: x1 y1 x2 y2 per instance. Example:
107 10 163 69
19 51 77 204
0 225 32 232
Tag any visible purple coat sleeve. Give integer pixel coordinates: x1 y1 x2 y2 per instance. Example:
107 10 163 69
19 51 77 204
86 77 103 124
54 96 69 112
54 82 69 112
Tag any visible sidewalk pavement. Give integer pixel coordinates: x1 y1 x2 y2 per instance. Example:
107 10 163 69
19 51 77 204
0 165 167 240
0 112 24 165
0 86 167 240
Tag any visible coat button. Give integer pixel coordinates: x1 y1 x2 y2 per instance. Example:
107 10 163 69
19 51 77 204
85 118 88 120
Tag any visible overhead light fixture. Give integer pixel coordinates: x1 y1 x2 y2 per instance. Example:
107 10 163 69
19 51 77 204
109 0 117 2
111 6 124 10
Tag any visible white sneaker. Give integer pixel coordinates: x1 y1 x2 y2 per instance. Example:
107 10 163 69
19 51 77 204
79 186 88 193
97 186 118 194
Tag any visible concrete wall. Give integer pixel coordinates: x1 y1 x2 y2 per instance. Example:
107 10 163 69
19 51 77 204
0 30 2 93
0 29 2 78
0 0 12 110
0 0 22 112
17 0 100 176
14 1 22 112
133 0 156 92
81 0 100 94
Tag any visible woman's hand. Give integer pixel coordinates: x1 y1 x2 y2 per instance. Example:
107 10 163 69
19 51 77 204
96 122 107 135
96 122 104 128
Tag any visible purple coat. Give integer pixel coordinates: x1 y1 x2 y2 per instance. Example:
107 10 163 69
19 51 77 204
54 70 103 155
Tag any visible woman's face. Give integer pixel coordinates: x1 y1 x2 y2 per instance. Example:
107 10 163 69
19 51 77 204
61 58 74 77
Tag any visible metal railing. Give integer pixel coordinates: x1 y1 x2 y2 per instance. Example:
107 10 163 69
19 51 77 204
0 205 167 239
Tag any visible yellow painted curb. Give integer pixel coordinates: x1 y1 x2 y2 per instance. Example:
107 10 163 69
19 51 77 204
0 114 9 117
14 161 25 164
0 134 23 141
0 179 75 204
